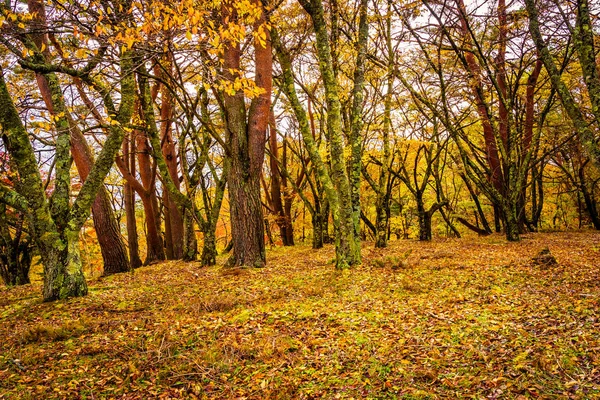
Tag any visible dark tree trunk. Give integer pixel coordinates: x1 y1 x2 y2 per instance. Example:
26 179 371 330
579 167 600 230
504 203 520 241
416 196 432 241
418 211 433 241
182 208 198 261
456 217 491 235
493 204 502 233
201 228 218 266
416 195 447 241
321 199 332 244
0 208 32 286
439 208 461 238
281 138 295 246
312 211 324 249
461 173 492 234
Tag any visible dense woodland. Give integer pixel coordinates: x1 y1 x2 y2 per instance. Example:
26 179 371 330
1 1 600 398
0 0 599 301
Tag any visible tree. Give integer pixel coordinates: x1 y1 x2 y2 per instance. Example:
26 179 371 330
221 0 272 268
0 154 32 286
25 0 130 275
525 0 600 168
390 0 550 241
273 0 368 268
0 53 134 300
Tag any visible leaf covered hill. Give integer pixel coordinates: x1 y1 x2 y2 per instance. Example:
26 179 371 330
1 232 599 399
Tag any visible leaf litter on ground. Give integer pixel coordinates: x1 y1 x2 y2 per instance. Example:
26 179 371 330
1 231 599 399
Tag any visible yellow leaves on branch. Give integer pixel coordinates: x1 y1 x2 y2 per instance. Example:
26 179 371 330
220 76 266 98
1 7 33 30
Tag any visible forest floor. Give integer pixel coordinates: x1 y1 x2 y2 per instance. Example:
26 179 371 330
1 232 599 399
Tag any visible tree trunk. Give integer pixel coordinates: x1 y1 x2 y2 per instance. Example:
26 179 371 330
140 193 165 264
227 171 266 267
526 0 600 168
312 211 324 249
41 231 88 301
123 134 142 269
0 208 32 286
268 112 293 246
579 169 600 230
159 72 184 260
504 202 520 241
348 0 369 252
222 0 271 268
416 196 432 241
296 0 361 268
92 191 130 274
322 199 332 244
182 208 198 261
375 4 393 249
136 131 166 264
201 228 218 266
418 212 433 241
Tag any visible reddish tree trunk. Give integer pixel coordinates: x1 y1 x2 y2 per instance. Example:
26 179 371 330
159 61 184 259
136 130 166 264
123 132 142 269
222 0 272 267
456 0 503 193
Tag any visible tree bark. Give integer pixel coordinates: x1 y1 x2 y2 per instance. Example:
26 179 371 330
135 131 166 264
123 132 142 269
268 112 293 245
159 60 184 259
182 208 198 261
0 208 32 286
222 0 272 268
296 0 361 268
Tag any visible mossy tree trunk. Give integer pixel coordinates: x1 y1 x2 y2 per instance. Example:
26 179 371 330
374 0 394 248
182 208 198 262
276 0 361 268
348 0 369 254
26 0 130 275
525 0 600 168
0 40 134 300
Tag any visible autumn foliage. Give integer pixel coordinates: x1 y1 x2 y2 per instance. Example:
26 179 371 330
1 0 600 397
